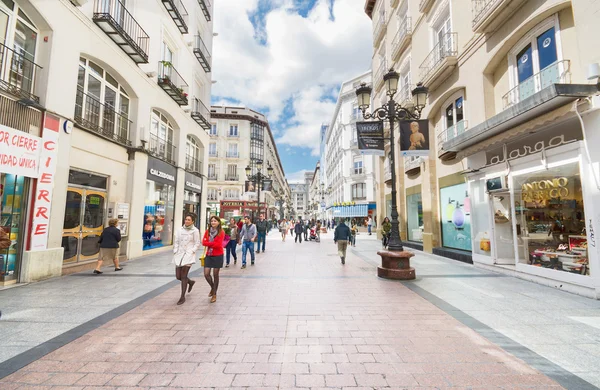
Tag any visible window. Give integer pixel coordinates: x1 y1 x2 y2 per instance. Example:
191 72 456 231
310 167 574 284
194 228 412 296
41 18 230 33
227 143 238 158
229 124 239 136
75 58 131 142
433 7 452 59
208 164 217 179
210 123 217 135
150 110 174 162
352 183 366 199
209 143 217 156
354 158 363 175
224 189 239 199
186 136 200 160
445 96 464 130
226 164 237 179
161 41 174 63
207 188 218 200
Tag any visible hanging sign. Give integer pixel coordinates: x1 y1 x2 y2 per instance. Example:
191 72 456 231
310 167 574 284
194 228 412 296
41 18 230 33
0 125 42 178
356 121 385 156
400 120 430 157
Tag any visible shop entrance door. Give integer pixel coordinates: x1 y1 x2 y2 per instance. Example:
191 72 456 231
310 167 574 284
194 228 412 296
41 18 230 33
62 187 107 264
490 192 516 265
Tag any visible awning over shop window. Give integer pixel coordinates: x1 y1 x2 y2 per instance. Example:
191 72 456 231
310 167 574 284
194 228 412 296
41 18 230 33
331 204 368 218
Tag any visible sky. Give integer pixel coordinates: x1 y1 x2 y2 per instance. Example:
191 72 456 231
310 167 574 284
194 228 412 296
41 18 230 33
211 0 373 183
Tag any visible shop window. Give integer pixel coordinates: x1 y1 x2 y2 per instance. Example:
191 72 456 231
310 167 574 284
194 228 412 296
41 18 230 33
513 162 589 275
0 174 26 282
68 169 108 189
440 183 472 251
143 180 175 250
407 193 423 242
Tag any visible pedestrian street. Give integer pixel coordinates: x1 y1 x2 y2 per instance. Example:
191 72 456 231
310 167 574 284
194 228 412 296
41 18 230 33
1 230 600 389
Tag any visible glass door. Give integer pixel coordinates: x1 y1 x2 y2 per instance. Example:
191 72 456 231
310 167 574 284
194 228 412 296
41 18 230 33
490 192 515 265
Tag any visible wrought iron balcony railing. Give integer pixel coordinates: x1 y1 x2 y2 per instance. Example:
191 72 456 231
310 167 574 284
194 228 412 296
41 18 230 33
198 0 212 21
373 10 387 45
193 35 211 73
391 16 412 60
502 60 570 109
0 42 41 105
74 88 131 146
404 156 422 174
374 60 387 90
157 61 188 106
226 151 240 158
208 150 218 157
225 175 239 181
185 154 203 174
191 97 210 129
228 131 239 138
148 133 176 165
437 120 469 144
92 0 149 64
161 0 188 34
208 172 219 181
419 33 457 83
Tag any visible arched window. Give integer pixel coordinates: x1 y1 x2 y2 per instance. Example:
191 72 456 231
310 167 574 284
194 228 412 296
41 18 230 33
150 110 175 163
185 135 202 172
75 58 131 144
0 0 39 96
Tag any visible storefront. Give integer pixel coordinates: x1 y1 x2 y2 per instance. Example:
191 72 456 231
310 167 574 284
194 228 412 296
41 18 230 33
406 187 423 242
143 157 177 250
1 174 29 283
439 182 472 251
468 123 599 296
183 172 202 228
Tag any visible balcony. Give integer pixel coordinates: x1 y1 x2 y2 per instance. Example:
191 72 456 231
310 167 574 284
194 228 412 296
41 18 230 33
185 154 202 175
437 119 469 145
191 97 210 129
372 11 387 46
193 35 211 73
419 0 435 13
148 133 176 165
157 61 188 106
0 42 42 106
92 0 149 64
404 156 422 175
209 130 218 137
384 166 392 185
74 88 131 146
397 82 414 107
226 151 240 158
472 0 527 33
208 151 218 158
225 175 239 181
391 17 412 61
351 168 364 176
161 0 188 34
374 60 387 90
503 60 570 109
198 0 212 21
208 172 219 181
419 33 458 91
227 132 239 138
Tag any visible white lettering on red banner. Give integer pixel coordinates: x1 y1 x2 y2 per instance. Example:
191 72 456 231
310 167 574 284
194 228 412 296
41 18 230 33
0 125 42 178
30 114 60 251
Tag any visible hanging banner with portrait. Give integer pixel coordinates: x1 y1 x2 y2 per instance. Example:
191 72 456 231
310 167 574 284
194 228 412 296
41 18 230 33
356 121 385 156
400 120 430 156
245 181 256 193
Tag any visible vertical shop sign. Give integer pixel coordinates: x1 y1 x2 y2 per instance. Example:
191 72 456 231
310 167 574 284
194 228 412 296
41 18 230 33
30 114 60 250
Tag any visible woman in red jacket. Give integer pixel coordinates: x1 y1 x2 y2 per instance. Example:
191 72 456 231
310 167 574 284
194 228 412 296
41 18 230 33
202 215 225 303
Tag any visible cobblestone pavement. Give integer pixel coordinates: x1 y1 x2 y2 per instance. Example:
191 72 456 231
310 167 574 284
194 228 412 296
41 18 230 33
0 230 573 389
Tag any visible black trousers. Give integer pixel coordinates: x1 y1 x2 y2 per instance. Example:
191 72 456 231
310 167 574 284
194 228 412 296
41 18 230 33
295 232 302 243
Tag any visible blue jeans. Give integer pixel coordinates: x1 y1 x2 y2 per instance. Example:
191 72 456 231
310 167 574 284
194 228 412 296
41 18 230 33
368 225 372 234
256 232 266 252
226 240 237 265
242 241 255 265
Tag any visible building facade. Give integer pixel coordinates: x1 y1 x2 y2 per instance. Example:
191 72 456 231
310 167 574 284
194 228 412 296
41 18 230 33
365 0 600 298
0 0 214 285
323 71 377 222
289 172 314 220
207 106 287 221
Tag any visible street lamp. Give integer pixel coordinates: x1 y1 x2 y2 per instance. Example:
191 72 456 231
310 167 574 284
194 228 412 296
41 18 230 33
356 69 428 280
245 160 274 220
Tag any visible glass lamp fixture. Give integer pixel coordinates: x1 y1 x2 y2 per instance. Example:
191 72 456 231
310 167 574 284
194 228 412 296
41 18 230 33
245 165 251 176
356 83 372 110
383 69 400 96
412 82 428 109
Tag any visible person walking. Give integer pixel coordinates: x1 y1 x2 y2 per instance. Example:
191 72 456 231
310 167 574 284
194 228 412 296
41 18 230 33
202 216 225 303
279 219 289 241
367 216 373 235
316 220 322 242
240 215 257 268
94 218 122 274
382 217 392 248
172 214 202 305
255 213 268 253
303 219 309 241
294 218 304 243
334 219 352 265
225 218 239 267
350 220 358 247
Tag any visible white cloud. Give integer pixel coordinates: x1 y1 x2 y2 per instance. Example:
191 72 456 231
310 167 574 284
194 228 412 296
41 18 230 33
212 0 372 154
286 169 309 183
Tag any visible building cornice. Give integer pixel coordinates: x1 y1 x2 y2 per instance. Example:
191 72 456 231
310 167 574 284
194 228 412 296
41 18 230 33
365 0 376 18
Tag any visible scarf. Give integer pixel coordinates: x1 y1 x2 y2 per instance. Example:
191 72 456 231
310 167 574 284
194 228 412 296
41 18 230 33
209 227 218 242
184 224 194 230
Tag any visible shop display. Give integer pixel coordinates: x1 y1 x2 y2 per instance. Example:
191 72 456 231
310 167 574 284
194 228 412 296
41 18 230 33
143 182 174 250
440 183 472 251
0 174 25 281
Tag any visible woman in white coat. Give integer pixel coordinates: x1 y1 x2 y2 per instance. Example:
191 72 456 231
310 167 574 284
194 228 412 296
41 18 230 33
172 214 201 305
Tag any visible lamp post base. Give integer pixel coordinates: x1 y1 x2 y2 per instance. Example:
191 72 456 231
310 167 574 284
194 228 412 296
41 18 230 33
376 250 416 280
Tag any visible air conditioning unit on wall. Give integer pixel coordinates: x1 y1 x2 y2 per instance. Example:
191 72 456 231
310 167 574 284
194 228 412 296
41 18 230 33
71 0 89 6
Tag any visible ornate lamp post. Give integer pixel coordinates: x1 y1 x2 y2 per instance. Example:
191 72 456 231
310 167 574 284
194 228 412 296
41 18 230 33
245 160 274 220
356 70 428 280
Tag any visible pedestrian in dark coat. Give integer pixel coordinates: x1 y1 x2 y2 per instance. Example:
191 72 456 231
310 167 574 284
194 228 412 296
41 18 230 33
294 218 304 243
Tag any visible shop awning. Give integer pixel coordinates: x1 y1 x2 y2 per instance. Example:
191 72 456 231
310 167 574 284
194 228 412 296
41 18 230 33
331 204 368 218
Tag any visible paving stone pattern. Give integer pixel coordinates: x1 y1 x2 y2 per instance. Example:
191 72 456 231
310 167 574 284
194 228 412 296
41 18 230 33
0 232 564 388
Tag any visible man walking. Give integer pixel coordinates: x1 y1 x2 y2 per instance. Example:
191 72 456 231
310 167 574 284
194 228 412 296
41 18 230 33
303 219 309 241
367 216 373 235
240 216 257 268
294 218 304 243
255 213 268 253
334 219 351 265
